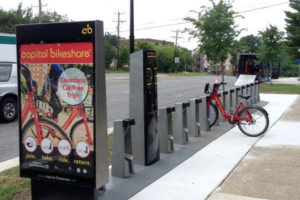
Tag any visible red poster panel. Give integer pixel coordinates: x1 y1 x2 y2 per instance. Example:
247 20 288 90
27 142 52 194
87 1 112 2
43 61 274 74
20 42 93 64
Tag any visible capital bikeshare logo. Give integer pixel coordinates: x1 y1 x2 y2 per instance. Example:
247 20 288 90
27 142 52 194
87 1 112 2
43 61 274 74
82 24 93 35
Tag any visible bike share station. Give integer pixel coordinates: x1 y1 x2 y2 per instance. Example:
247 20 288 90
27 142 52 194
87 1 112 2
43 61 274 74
16 21 265 200
17 21 108 200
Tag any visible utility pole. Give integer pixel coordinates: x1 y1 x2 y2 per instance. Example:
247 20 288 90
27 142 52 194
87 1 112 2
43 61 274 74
130 0 135 54
172 30 183 72
38 0 42 19
114 11 126 70
32 0 47 22
171 30 183 47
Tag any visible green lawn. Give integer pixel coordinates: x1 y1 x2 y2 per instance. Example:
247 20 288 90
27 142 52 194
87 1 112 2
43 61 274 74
166 72 213 77
260 83 300 94
0 167 30 200
105 68 129 73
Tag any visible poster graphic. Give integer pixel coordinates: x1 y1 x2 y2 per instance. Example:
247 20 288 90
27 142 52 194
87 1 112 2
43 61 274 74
20 42 95 181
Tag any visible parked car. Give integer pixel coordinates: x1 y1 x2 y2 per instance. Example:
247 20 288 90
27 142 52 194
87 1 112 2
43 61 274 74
0 62 18 122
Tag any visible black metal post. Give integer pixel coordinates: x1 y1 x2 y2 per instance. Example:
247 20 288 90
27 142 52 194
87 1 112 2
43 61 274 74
130 0 134 53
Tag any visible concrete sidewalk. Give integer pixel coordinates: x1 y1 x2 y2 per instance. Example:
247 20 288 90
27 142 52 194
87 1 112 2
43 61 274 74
129 94 299 200
208 95 300 200
272 77 300 85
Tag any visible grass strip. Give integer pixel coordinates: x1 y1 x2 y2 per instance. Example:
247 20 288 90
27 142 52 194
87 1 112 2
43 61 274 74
167 72 213 77
0 167 30 200
260 83 300 94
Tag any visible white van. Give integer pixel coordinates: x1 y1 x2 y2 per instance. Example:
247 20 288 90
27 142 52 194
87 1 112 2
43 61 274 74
0 33 18 122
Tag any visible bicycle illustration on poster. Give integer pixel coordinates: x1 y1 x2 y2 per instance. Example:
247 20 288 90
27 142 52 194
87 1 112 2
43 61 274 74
19 42 95 182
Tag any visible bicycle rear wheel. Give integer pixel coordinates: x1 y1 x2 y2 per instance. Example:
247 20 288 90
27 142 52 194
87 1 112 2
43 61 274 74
237 105 269 137
22 118 70 146
208 103 218 128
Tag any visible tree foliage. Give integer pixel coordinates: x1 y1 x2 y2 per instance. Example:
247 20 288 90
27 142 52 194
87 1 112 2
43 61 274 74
0 3 67 33
105 32 118 47
285 0 300 59
239 35 261 53
104 38 116 69
135 41 154 51
257 25 284 65
185 0 240 65
119 44 130 67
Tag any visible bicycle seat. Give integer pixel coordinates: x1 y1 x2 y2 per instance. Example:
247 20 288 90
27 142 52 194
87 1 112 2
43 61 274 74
239 95 251 100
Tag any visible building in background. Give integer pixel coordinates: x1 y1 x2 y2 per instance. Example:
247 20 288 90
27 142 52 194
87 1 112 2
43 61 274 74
120 38 174 46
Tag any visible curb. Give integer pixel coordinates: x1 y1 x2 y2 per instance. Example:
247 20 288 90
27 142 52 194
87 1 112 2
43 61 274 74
0 157 19 173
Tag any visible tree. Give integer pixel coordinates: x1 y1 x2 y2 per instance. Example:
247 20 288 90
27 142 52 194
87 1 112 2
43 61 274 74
239 35 261 53
185 0 240 89
119 44 130 67
178 47 194 72
105 32 118 47
285 0 300 59
0 3 67 33
104 39 116 69
154 45 174 72
135 41 154 51
257 25 284 79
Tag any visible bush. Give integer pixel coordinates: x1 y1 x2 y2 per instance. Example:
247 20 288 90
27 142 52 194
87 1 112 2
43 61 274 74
280 64 299 77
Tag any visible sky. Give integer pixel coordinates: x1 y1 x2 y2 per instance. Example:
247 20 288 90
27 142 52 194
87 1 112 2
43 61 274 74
1 0 292 50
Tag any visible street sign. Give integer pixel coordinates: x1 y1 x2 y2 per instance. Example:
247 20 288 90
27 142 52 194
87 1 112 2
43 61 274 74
17 21 108 198
175 57 180 63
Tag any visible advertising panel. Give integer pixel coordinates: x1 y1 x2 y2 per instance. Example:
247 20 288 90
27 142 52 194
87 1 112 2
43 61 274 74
20 42 95 185
17 22 108 189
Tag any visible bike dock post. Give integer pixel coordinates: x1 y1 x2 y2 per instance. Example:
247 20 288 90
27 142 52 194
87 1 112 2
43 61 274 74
199 96 209 132
221 91 228 122
174 102 189 144
241 85 246 98
218 92 224 123
225 90 231 114
255 82 260 102
158 107 175 153
250 83 254 105
246 84 251 106
253 82 258 104
187 99 200 137
195 98 202 136
229 89 235 114
112 118 135 178
235 87 241 107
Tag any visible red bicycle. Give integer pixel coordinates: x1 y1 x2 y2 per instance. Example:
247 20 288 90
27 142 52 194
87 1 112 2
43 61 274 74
204 82 269 137
21 65 94 147
21 65 70 146
47 104 94 148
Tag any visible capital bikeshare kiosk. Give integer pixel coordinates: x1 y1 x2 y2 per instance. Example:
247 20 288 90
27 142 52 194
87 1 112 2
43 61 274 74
17 21 108 199
130 50 160 166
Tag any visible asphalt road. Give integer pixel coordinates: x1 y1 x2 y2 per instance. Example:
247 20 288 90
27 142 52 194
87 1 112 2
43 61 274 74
0 75 237 162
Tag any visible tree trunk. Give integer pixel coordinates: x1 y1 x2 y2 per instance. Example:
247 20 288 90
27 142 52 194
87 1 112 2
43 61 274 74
221 61 225 91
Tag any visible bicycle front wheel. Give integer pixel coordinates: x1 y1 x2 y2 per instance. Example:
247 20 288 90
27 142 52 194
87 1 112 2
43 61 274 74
208 103 218 128
70 119 94 150
22 118 70 146
237 106 269 137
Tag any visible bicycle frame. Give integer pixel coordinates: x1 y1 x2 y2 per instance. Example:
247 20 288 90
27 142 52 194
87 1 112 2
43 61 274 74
207 90 253 123
61 105 93 145
21 89 43 144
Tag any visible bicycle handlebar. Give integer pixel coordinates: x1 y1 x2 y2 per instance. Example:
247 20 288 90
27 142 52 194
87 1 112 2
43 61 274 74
204 82 227 94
